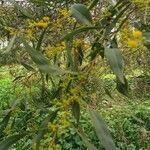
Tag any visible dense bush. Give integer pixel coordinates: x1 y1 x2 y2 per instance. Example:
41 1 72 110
0 74 150 149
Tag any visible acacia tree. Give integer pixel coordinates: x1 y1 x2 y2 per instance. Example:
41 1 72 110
0 0 149 149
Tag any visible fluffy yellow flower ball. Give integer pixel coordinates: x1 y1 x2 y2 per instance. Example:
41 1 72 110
42 16 49 22
35 21 48 28
127 40 138 48
133 30 142 39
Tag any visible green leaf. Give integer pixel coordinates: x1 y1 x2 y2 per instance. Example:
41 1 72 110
90 42 104 60
13 76 24 82
104 88 113 99
72 100 80 124
104 2 131 36
5 35 16 53
71 4 92 26
105 48 124 83
0 133 26 150
65 40 74 70
36 28 47 51
22 40 64 75
89 109 115 150
116 76 128 96
14 3 34 19
63 26 101 41
77 45 84 66
77 127 97 150
0 112 11 137
143 32 150 48
21 62 35 71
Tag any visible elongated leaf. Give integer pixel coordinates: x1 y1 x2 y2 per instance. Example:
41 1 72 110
63 26 101 40
72 100 80 124
0 112 11 137
76 45 84 66
89 109 115 150
21 62 35 71
104 88 113 99
22 40 64 75
105 48 124 83
0 133 26 150
71 4 92 26
65 40 74 70
116 76 128 96
13 76 24 82
90 42 104 60
36 28 47 51
5 35 16 53
143 32 150 48
14 3 34 19
77 128 97 150
105 2 131 36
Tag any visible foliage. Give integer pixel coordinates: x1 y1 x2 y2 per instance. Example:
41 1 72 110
0 0 150 149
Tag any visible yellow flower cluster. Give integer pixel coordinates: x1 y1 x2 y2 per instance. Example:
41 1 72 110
35 21 48 28
47 110 70 137
127 40 138 48
133 30 142 39
26 28 35 40
132 0 150 10
25 16 50 39
59 8 71 18
5 27 20 35
45 42 65 57
34 16 50 28
48 122 58 133
127 30 142 48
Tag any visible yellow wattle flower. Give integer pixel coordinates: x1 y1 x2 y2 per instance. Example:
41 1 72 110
35 21 48 28
133 30 142 39
48 123 58 132
42 16 49 22
127 40 138 48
